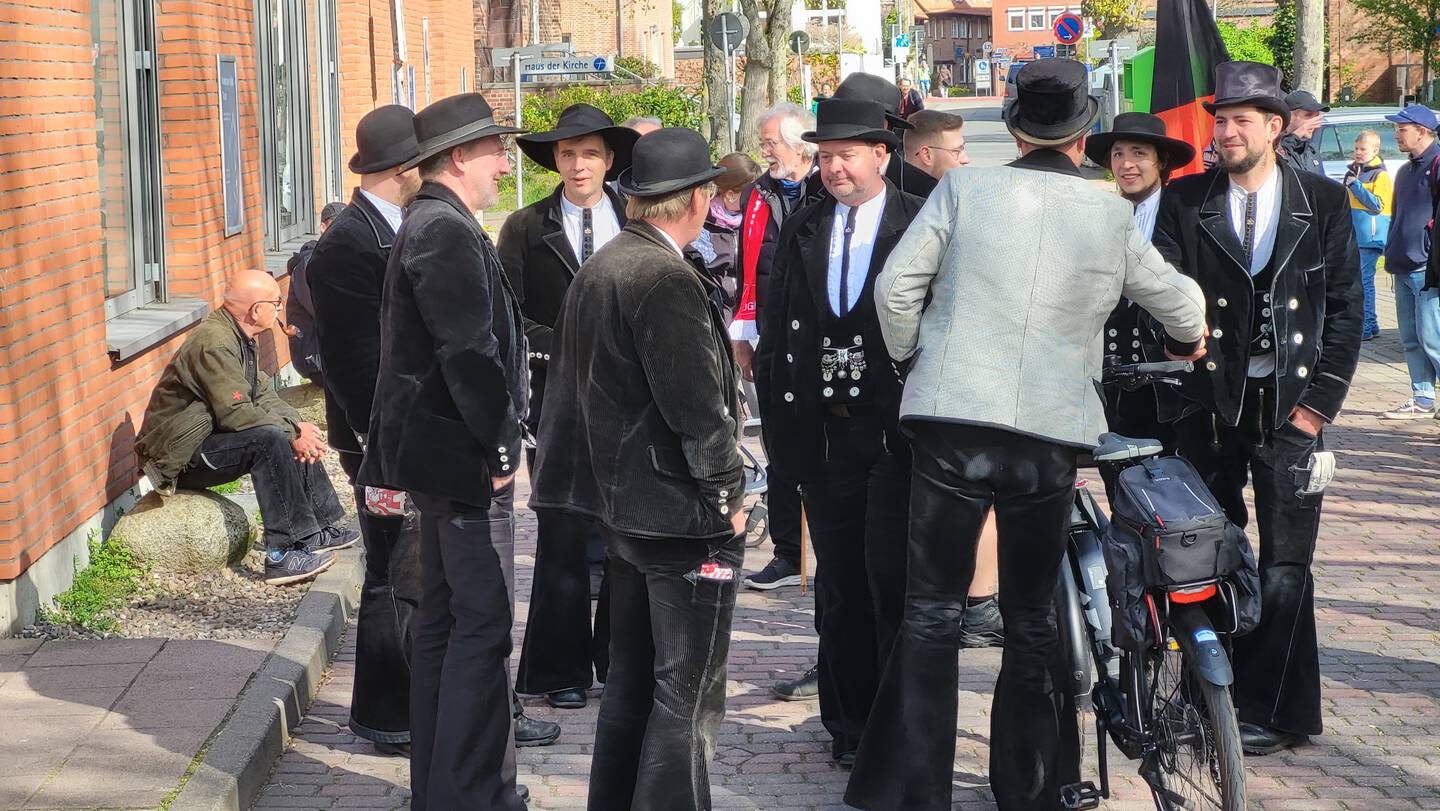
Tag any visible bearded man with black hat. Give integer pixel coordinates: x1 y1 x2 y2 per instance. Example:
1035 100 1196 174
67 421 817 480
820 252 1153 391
307 104 423 757
531 128 745 811
1084 112 1197 495
845 59 1207 811
754 98 927 769
1151 61 1362 756
359 92 538 811
499 103 637 712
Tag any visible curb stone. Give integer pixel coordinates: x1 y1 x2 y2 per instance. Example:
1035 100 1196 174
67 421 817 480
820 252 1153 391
170 541 364 811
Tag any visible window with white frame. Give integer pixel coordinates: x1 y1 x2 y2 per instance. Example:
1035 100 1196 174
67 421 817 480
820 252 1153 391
254 0 317 249
1028 7 1047 29
94 0 165 318
1048 6 1067 27
1008 7 1026 30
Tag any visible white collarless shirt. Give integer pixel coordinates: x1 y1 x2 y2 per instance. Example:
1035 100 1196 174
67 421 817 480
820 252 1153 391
359 188 404 234
1226 165 1282 378
1133 186 1162 242
827 188 888 316
559 191 621 263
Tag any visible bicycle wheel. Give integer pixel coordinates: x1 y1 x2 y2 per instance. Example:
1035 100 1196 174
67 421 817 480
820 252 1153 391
1144 643 1246 811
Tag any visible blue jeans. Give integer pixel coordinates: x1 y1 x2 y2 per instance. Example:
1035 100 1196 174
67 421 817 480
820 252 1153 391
1359 249 1381 336
1394 270 1440 400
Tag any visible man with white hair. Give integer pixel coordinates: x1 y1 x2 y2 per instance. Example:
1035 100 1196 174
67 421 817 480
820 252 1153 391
622 115 663 135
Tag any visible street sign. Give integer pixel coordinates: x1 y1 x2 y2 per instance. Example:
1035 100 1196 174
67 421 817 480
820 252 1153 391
709 12 746 53
975 59 991 79
894 32 911 48
788 29 810 55
1033 44 1055 59
982 40 993 56
1054 12 1084 45
518 54 613 77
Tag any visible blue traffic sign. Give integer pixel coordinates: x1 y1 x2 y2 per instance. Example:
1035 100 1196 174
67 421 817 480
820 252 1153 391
1033 45 1055 59
1054 12 1083 45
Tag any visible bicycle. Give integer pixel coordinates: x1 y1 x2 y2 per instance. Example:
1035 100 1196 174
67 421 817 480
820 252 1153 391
1055 359 1248 811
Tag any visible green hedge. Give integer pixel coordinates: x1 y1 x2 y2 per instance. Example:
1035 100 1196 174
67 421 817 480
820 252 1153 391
503 84 703 209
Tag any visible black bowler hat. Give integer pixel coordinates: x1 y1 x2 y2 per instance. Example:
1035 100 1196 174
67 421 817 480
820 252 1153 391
830 72 913 130
404 93 526 170
615 128 726 198
517 103 639 180
802 99 900 150
349 105 419 174
1005 59 1101 146
1203 61 1289 126
1284 89 1330 114
1084 111 1196 169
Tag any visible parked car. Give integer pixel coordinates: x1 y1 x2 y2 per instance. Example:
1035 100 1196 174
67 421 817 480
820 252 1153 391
1311 107 1440 182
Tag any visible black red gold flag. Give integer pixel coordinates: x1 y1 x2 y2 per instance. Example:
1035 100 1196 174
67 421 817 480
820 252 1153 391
1150 0 1230 177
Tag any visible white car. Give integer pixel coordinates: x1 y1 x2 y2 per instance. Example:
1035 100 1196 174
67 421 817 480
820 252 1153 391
1311 107 1440 182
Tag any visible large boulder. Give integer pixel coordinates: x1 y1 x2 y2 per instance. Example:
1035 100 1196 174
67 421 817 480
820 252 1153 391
114 490 256 573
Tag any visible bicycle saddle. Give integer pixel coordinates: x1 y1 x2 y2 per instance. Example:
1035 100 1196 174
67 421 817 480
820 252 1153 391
1093 433 1164 462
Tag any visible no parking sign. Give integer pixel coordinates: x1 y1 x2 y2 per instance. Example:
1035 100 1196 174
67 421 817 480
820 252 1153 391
1054 12 1083 45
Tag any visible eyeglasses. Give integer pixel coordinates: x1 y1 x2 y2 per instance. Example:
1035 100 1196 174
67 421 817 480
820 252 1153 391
255 298 283 309
927 145 967 157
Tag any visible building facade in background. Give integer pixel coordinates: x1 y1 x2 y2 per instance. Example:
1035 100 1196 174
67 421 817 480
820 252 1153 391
918 0 993 87
0 0 474 634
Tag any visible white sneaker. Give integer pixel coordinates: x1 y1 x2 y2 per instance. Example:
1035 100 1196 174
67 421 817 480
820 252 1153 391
1382 398 1437 420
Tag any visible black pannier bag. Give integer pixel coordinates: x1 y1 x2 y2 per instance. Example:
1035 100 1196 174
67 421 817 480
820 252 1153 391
1102 456 1261 650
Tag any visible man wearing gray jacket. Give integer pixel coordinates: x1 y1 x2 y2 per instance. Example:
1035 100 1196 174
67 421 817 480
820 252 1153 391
844 59 1208 811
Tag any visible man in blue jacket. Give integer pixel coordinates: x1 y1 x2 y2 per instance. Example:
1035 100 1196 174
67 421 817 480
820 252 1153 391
1381 104 1440 419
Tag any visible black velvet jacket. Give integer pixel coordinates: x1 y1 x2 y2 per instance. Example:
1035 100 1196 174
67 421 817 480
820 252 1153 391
754 179 925 482
307 189 396 455
358 181 528 507
531 221 743 542
1152 163 1362 428
497 183 627 432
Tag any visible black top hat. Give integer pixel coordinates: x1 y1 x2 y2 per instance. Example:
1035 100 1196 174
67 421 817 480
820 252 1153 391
1084 111 1197 169
801 99 900 150
516 103 640 181
1284 89 1329 114
403 93 526 171
615 128 726 198
831 72 913 130
349 105 419 174
1005 59 1101 146
1203 61 1289 125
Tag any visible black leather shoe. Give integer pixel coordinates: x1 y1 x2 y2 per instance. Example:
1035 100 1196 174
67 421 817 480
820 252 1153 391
514 711 562 747
547 688 588 709
373 741 410 758
518 783 530 803
1240 721 1308 755
770 665 819 701
835 751 856 768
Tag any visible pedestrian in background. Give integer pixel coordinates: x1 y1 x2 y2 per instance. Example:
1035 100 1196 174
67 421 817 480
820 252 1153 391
532 128 745 811
1380 104 1440 419
692 152 762 319
1345 129 1391 341
897 76 925 119
283 200 345 382
360 92 535 811
1277 90 1328 175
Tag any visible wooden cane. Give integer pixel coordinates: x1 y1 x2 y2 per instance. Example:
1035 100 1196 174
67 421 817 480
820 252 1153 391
799 502 809 594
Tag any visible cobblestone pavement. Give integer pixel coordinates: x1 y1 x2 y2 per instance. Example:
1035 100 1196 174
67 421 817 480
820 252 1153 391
257 286 1440 810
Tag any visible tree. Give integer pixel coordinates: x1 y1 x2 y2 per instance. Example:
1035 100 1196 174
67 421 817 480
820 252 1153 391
1292 0 1324 94
1350 0 1440 101
702 0 735 153
736 0 798 153
1081 0 1143 39
1217 21 1275 65
1269 0 1296 86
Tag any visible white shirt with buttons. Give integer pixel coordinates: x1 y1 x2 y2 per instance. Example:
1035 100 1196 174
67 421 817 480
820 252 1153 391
1226 166 1282 378
559 191 621 263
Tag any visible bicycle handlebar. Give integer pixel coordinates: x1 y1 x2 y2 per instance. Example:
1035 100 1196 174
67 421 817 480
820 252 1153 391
1101 358 1195 391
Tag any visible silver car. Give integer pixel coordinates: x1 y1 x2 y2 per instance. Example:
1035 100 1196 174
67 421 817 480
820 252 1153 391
1311 106 1440 182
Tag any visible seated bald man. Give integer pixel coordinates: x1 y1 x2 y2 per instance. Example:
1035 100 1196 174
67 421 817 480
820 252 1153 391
137 269 359 585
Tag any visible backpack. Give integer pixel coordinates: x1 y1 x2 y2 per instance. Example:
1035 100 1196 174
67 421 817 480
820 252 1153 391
1101 456 1261 650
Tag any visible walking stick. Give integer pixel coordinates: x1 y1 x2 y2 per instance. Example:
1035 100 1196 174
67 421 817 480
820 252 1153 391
799 502 809 594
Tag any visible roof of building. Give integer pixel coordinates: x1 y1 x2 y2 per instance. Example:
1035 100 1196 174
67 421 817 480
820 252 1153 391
915 0 992 20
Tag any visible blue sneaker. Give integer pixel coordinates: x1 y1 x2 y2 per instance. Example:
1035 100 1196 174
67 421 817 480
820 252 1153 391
306 525 360 553
264 546 336 586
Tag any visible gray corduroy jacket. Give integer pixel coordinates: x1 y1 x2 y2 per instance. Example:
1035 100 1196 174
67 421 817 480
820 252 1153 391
874 149 1207 449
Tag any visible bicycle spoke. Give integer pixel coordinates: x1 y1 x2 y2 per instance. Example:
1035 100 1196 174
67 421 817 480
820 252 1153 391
1147 645 1226 810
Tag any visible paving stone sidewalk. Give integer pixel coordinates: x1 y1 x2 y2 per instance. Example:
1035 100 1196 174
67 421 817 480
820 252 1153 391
0 637 272 810
258 286 1440 811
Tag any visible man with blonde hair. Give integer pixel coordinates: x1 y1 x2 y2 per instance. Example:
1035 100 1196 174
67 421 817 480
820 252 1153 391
533 128 745 811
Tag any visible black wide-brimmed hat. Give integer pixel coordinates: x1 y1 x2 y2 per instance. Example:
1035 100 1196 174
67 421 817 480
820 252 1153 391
403 93 525 171
829 72 913 130
1005 59 1101 146
615 128 726 198
802 99 899 150
1084 111 1196 168
516 103 639 180
349 105 419 174
1203 61 1289 126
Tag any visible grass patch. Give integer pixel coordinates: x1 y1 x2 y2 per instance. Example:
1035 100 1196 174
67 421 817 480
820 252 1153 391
40 533 147 633
208 478 243 495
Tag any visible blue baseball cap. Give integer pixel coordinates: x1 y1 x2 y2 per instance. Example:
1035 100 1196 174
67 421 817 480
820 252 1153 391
1386 104 1439 130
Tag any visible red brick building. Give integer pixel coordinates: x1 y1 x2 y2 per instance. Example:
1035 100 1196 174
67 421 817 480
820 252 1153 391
917 0 994 88
0 0 474 633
